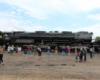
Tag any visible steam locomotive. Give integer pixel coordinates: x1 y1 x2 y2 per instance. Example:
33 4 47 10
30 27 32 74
0 31 93 49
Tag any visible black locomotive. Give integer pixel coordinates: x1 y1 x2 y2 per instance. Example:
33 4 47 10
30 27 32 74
0 31 93 48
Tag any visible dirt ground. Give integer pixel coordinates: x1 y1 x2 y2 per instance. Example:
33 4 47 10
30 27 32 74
0 52 100 80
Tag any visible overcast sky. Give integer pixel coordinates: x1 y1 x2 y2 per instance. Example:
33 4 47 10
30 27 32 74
0 0 100 38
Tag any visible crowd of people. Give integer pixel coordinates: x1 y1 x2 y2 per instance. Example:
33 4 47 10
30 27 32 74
49 46 95 62
75 46 95 62
0 44 96 65
4 45 42 60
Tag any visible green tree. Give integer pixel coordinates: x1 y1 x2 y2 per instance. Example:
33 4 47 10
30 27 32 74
95 36 100 41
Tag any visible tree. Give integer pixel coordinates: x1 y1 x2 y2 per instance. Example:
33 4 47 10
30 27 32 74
95 36 100 41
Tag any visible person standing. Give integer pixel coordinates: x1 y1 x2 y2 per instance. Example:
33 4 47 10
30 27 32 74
47 46 50 55
92 47 95 57
27 46 31 54
90 47 93 58
7 45 10 54
10 45 14 55
0 46 4 65
15 46 18 54
65 46 68 55
83 47 87 61
18 46 22 54
75 50 80 62
67 46 71 55
37 47 42 60
55 46 58 55
3 44 6 53
62 46 65 56
79 50 83 62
